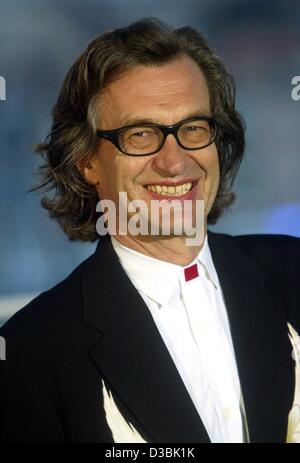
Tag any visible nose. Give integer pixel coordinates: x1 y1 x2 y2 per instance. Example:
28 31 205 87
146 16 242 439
151 134 186 177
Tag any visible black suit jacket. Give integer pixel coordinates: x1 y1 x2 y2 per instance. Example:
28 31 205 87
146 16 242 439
0 231 300 443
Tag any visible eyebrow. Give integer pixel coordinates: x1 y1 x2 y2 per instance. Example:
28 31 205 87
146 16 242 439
116 109 212 127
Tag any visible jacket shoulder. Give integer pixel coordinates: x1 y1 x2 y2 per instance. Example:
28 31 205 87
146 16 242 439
231 233 300 271
209 231 300 329
0 251 95 350
210 231 300 262
209 231 300 286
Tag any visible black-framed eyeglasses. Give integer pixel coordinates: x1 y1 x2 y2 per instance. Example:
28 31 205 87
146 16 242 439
96 116 218 156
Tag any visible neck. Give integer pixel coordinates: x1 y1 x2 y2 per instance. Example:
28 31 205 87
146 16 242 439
112 230 207 267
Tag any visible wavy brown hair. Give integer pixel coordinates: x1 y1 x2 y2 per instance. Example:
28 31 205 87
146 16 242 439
32 17 245 241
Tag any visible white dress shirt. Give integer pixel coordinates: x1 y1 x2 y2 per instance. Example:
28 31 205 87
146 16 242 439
111 235 249 443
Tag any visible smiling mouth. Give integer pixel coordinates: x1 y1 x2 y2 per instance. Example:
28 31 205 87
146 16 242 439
146 182 193 196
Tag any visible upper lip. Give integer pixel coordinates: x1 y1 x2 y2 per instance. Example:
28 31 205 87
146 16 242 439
144 179 197 187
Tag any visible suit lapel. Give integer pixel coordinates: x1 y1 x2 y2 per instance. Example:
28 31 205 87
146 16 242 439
208 231 294 442
82 235 210 443
81 232 294 443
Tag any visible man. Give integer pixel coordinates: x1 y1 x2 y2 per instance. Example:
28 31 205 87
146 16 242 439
0 18 299 443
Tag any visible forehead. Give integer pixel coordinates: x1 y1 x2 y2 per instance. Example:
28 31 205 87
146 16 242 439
98 55 210 127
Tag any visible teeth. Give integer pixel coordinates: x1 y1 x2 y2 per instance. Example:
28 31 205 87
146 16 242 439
146 182 192 196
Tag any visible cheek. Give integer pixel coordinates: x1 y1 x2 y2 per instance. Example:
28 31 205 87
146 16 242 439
198 147 220 200
208 150 220 202
120 157 151 188
97 156 140 198
212 156 220 184
193 145 219 179
94 156 118 198
207 146 220 180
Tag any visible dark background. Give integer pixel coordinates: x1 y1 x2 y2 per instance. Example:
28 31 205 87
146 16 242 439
0 0 299 324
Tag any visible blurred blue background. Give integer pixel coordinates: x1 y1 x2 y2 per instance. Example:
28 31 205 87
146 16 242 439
0 0 299 325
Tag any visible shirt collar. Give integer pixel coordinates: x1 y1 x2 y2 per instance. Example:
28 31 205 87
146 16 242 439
111 234 219 307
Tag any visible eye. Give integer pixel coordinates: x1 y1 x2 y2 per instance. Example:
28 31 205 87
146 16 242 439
185 125 201 131
130 129 154 138
121 127 159 151
183 124 207 132
180 121 210 139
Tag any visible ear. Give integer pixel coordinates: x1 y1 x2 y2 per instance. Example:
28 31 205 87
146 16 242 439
76 157 100 186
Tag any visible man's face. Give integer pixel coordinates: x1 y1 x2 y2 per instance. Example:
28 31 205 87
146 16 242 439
88 54 220 239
